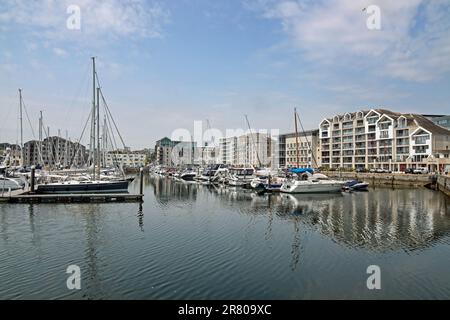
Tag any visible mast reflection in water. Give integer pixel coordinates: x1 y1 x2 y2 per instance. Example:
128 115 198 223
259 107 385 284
0 175 449 299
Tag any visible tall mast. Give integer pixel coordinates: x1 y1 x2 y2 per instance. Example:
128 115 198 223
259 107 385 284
244 115 261 168
19 89 23 166
91 57 96 179
294 108 300 168
39 110 43 165
96 87 101 176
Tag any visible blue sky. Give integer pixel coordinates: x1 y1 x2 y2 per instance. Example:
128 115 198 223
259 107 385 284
1 0 449 148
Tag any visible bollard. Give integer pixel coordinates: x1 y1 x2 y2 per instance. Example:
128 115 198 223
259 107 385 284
139 167 144 195
30 165 36 193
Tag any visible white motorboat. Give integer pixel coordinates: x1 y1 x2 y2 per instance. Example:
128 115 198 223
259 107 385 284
195 164 228 184
280 169 344 194
227 168 255 187
180 169 197 181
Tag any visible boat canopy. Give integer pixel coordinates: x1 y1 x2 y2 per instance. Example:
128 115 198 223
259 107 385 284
289 168 314 174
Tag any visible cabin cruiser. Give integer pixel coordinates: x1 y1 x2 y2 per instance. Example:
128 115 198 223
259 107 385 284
342 180 369 191
228 168 255 187
280 168 344 194
180 168 197 181
195 164 228 184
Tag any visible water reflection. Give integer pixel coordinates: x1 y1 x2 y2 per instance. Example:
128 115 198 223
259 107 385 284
149 176 198 204
150 177 450 253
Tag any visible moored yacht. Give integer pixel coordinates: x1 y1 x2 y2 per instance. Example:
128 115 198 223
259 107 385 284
180 168 197 181
36 179 129 194
195 164 228 184
227 168 255 187
280 168 344 194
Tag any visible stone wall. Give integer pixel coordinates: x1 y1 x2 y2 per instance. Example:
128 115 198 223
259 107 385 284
323 171 431 187
437 175 450 197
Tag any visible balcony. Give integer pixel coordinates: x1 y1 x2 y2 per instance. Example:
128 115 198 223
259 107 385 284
396 129 409 137
332 144 341 150
332 130 341 136
379 130 390 139
367 117 377 124
342 123 353 129
413 136 430 145
342 130 353 136
342 144 353 150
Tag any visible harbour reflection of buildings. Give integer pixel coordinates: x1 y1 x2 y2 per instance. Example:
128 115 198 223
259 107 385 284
202 184 449 247
149 176 198 204
220 189 450 252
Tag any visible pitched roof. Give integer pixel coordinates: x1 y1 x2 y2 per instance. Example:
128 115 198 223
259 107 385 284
411 114 450 135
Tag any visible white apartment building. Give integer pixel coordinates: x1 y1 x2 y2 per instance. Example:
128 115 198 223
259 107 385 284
219 133 275 167
319 109 450 172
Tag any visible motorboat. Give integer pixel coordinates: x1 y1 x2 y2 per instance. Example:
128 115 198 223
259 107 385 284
195 164 228 184
342 180 369 191
227 168 255 187
180 168 197 181
280 168 344 194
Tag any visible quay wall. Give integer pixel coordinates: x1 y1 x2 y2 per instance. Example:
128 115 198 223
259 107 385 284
322 171 430 187
437 175 450 197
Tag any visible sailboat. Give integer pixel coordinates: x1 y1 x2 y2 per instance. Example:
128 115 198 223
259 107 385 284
280 109 344 194
36 57 130 194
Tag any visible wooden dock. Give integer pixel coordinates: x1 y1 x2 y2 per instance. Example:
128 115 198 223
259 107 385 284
0 190 143 203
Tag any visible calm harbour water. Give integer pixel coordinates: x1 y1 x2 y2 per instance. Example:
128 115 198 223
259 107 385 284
1 175 450 299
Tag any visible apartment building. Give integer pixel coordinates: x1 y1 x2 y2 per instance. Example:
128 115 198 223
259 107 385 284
105 150 147 168
279 130 319 168
22 136 87 168
219 133 275 167
319 109 450 172
155 137 197 166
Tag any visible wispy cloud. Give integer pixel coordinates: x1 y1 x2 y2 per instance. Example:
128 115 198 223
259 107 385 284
53 47 68 57
248 0 450 82
0 0 171 42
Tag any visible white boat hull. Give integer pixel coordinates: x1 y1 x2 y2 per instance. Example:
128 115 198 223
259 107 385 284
280 181 344 194
0 177 22 191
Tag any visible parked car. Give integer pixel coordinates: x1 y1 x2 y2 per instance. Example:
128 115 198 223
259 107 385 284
356 168 367 173
413 167 428 174
374 168 391 173
404 168 414 174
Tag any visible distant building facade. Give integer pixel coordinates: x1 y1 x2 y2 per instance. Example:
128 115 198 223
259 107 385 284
22 136 87 168
219 133 275 167
424 115 450 130
319 109 450 172
105 150 147 168
278 130 319 168
0 143 21 166
155 137 196 166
